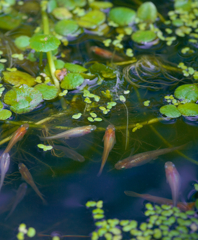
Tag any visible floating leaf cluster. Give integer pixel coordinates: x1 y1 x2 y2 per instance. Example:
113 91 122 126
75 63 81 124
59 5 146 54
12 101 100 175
160 84 198 118
86 200 198 240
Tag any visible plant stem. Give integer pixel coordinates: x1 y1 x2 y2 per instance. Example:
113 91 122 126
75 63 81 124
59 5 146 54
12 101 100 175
41 10 60 90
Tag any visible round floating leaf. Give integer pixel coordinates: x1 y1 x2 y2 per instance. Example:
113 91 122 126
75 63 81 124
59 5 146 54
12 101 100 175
52 7 72 19
174 0 192 12
0 10 23 30
14 36 30 50
178 103 198 116
132 30 157 44
137 2 158 23
61 73 84 90
0 109 12 120
64 63 87 73
77 10 106 29
174 84 198 102
160 105 181 118
30 34 60 52
0 101 3 109
34 84 58 100
89 63 116 78
3 70 36 87
4 85 43 114
108 7 136 26
90 1 113 9
55 19 79 36
56 0 86 10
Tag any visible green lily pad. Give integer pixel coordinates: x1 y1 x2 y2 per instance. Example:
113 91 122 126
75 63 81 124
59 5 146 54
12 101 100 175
178 103 198 116
64 63 87 73
30 34 60 52
77 10 106 29
90 1 113 9
174 0 192 12
55 19 79 36
56 0 86 10
34 84 59 100
160 105 181 118
89 63 116 78
174 84 198 102
0 101 3 109
108 7 136 26
61 73 84 90
52 7 72 19
132 30 157 44
0 109 12 120
137 2 158 23
4 85 43 114
44 59 65 76
0 10 23 30
14 36 30 50
3 70 36 87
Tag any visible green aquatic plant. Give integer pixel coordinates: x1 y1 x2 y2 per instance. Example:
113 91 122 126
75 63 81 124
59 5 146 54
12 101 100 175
86 200 198 240
160 84 198 118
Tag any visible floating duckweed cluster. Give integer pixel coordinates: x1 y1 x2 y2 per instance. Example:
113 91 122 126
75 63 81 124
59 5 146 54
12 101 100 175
17 223 36 240
86 200 198 240
178 63 198 79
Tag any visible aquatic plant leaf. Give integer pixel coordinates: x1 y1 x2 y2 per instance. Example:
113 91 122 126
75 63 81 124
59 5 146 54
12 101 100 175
56 0 86 10
137 2 158 23
55 19 79 36
30 34 60 52
14 36 30 51
0 101 3 109
64 63 87 73
174 84 198 102
52 7 72 19
90 1 113 9
77 10 106 29
89 63 116 78
0 10 23 30
0 63 4 72
160 105 181 118
178 103 198 116
108 7 136 26
34 84 58 100
61 73 84 90
132 30 157 44
174 0 192 12
3 70 36 87
0 109 12 120
4 85 43 114
47 0 57 13
44 59 65 76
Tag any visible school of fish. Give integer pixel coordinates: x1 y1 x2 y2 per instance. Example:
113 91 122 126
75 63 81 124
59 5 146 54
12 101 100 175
0 121 195 220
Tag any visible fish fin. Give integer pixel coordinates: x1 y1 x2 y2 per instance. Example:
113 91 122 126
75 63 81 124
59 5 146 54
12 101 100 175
129 148 135 157
97 165 103 176
38 135 45 141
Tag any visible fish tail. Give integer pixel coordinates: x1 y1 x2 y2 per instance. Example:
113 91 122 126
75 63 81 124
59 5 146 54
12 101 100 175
97 165 104 176
124 191 141 198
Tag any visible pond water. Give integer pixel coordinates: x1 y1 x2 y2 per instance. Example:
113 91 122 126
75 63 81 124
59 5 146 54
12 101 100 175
0 0 198 239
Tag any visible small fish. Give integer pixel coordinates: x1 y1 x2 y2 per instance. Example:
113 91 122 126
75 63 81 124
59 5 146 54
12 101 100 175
5 183 27 220
53 145 85 162
90 46 124 61
165 161 180 206
124 191 195 212
98 125 116 176
18 163 47 204
3 124 29 154
40 125 96 141
115 145 184 170
0 153 10 191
